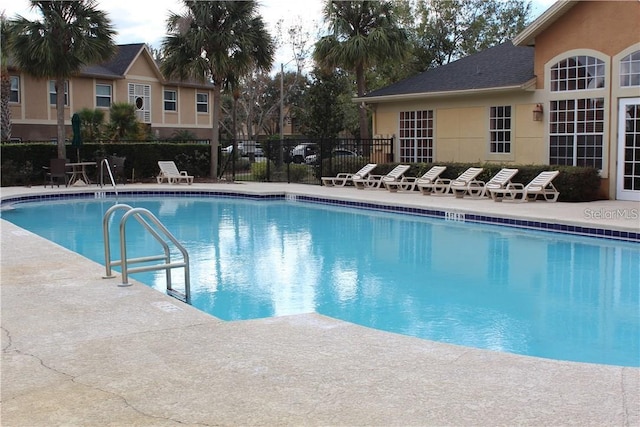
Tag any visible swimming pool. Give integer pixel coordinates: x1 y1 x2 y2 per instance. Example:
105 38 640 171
2 194 639 367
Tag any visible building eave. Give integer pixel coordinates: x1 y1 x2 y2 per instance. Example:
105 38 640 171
513 1 578 47
355 78 537 104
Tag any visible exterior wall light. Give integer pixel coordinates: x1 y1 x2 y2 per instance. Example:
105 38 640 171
533 103 544 121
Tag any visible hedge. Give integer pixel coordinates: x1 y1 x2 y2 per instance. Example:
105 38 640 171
319 161 602 202
1 143 602 202
1 142 212 186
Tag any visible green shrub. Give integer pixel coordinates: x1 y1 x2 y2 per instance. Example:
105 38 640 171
288 163 309 183
249 160 274 181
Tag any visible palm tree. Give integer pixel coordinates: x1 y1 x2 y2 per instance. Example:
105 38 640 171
1 13 12 142
108 102 138 141
161 0 275 180
314 1 408 140
8 1 116 159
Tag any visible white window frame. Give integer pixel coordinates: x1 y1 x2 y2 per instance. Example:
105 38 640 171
549 98 605 169
546 51 608 171
96 84 112 108
49 80 69 106
9 76 20 103
620 50 640 87
164 89 177 111
398 110 434 163
550 55 605 92
196 92 209 113
489 106 512 154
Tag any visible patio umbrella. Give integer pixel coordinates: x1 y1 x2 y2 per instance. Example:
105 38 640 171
71 113 82 162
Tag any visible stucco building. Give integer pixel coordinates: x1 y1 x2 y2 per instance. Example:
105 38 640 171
360 0 640 200
7 43 216 142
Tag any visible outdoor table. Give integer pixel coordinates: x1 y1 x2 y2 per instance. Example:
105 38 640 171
66 161 96 186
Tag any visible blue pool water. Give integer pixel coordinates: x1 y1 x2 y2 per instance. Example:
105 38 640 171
2 195 639 367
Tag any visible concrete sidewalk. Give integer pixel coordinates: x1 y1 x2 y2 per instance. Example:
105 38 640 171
1 183 639 426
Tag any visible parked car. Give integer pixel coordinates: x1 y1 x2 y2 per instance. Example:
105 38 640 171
290 143 318 163
304 148 359 165
222 142 263 157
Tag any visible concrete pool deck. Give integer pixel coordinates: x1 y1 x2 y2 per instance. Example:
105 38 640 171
1 182 639 426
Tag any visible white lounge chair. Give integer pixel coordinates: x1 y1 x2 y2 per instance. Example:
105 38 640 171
386 165 446 193
488 170 560 202
354 164 410 189
321 163 377 187
157 161 194 185
426 167 484 197
470 168 519 198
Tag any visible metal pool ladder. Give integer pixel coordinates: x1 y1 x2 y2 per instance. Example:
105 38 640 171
102 204 191 303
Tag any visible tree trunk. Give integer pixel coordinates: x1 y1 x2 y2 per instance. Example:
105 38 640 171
355 64 370 140
55 78 67 159
0 72 11 142
211 83 221 181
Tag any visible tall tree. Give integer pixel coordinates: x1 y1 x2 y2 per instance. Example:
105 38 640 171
1 13 12 142
8 0 116 159
314 1 408 140
297 67 353 139
413 0 531 70
161 0 275 180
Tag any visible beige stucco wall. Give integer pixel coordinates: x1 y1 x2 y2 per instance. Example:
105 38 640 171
372 92 546 165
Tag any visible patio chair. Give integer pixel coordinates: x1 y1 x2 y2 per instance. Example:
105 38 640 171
321 163 377 187
444 167 485 198
157 161 194 185
353 164 411 190
43 158 69 188
385 165 447 193
468 168 519 199
488 170 560 202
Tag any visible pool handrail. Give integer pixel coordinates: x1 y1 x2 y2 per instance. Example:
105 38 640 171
99 158 118 197
102 203 190 303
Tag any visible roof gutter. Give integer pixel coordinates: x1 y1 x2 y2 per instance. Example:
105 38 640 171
354 78 537 104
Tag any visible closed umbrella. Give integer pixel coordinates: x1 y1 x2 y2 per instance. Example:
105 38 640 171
71 113 82 162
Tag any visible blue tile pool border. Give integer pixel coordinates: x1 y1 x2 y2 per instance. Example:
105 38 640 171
1 190 638 243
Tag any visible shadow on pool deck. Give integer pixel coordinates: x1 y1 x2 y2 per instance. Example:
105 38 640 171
1 183 639 426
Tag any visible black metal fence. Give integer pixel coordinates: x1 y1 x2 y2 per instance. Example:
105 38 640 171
218 137 394 183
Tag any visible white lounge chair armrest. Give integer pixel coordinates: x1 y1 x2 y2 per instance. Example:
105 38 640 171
506 182 524 191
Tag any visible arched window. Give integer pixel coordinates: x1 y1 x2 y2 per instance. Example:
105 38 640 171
550 56 605 91
620 50 640 87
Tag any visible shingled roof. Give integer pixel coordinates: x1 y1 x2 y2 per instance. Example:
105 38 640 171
363 41 535 100
81 43 146 78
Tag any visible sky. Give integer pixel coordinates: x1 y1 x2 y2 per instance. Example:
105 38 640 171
2 0 556 73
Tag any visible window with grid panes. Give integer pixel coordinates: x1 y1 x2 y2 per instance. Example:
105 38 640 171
548 54 606 169
549 98 604 169
550 56 605 91
489 106 511 153
399 110 433 163
620 50 640 87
